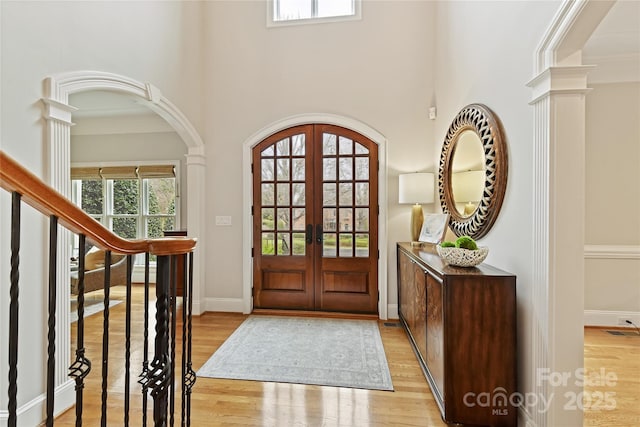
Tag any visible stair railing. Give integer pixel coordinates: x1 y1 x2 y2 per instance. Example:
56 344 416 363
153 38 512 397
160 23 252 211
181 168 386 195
1 150 197 426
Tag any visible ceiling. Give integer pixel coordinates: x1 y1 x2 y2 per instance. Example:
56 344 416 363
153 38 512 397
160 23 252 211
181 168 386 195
583 0 640 83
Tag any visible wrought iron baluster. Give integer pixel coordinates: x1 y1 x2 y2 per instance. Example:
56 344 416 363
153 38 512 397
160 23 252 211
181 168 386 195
180 254 188 425
46 215 58 427
69 234 91 427
139 252 151 427
185 252 196 427
169 255 178 427
151 255 171 426
100 250 112 427
8 192 21 427
124 254 134 426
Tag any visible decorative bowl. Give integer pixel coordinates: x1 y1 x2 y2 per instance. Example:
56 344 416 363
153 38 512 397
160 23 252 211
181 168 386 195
436 245 489 267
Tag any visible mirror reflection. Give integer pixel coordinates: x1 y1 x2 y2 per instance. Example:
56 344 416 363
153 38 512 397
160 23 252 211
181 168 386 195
451 130 485 217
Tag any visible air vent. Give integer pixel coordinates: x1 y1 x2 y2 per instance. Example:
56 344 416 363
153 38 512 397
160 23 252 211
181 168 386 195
384 322 401 328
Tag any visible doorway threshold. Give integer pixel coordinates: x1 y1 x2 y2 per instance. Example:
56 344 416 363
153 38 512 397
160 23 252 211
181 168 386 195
252 308 379 321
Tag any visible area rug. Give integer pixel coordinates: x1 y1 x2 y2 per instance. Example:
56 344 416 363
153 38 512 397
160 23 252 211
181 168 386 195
197 316 394 391
70 299 122 323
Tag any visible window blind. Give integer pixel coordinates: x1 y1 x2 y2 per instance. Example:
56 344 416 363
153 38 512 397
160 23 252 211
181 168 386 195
71 165 176 180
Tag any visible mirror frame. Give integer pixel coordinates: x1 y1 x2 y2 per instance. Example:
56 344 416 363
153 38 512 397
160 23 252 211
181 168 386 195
438 103 508 239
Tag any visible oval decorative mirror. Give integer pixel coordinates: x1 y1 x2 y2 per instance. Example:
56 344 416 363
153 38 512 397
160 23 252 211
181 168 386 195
438 104 508 239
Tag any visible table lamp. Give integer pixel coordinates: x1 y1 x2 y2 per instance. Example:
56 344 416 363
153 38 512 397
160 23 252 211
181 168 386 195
399 172 434 245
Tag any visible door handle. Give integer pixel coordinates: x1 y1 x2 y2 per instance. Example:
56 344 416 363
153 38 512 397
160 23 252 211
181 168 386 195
316 224 323 244
306 224 313 245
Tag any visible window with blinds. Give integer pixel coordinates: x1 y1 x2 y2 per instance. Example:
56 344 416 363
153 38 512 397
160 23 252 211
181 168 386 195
71 164 178 263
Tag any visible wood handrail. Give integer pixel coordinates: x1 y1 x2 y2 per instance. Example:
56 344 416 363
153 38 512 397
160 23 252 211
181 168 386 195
0 150 196 255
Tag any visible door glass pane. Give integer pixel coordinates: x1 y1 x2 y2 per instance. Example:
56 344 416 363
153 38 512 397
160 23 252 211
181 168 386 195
276 138 289 156
292 233 305 255
262 208 275 230
355 233 369 257
339 208 352 231
276 183 290 206
339 234 353 257
339 137 353 155
355 183 369 205
355 142 369 155
292 159 305 181
262 145 274 157
277 232 290 255
292 134 305 155
112 217 137 239
292 208 305 230
113 180 138 214
262 232 275 255
323 158 336 180
355 208 369 231
355 158 369 180
277 158 290 181
323 208 337 231
323 133 337 155
277 208 290 230
262 159 274 180
323 233 337 257
292 183 305 205
262 183 274 205
323 183 336 206
338 158 352 180
338 183 352 206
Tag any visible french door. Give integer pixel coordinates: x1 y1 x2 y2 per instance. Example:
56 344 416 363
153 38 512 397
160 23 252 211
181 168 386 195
252 124 379 313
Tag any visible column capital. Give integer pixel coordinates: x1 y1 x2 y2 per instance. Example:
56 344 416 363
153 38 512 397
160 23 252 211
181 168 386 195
528 65 595 104
41 98 77 125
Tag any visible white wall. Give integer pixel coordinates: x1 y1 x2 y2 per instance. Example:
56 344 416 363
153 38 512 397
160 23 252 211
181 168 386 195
0 0 202 415
585 82 640 315
433 0 561 424
71 130 188 223
202 1 437 304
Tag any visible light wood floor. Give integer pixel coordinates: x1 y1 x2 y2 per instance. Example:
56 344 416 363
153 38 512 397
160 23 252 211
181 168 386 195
54 285 639 426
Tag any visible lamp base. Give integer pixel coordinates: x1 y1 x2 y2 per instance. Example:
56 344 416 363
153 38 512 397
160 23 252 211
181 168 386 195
410 204 424 244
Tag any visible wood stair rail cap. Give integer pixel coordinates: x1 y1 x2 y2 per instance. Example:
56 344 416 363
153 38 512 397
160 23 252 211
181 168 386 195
0 150 196 256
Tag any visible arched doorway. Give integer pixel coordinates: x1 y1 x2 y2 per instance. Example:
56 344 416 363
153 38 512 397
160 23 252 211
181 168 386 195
252 124 379 313
41 70 206 406
528 1 616 425
243 114 388 318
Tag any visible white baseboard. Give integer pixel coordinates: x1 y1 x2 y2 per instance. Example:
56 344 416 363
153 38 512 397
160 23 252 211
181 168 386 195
584 310 640 327
387 304 399 320
132 265 156 283
0 379 75 425
205 297 245 313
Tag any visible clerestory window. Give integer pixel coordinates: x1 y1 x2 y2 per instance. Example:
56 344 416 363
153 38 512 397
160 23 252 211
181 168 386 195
269 0 360 26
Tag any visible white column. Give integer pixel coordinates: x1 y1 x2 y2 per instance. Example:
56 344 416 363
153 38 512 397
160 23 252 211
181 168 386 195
42 97 77 413
186 147 206 315
528 65 592 427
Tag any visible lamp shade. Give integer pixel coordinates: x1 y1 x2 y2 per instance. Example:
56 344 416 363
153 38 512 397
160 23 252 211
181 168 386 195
399 173 434 204
452 170 485 202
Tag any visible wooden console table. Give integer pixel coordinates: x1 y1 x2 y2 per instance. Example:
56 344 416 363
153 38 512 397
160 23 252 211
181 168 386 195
397 242 517 426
